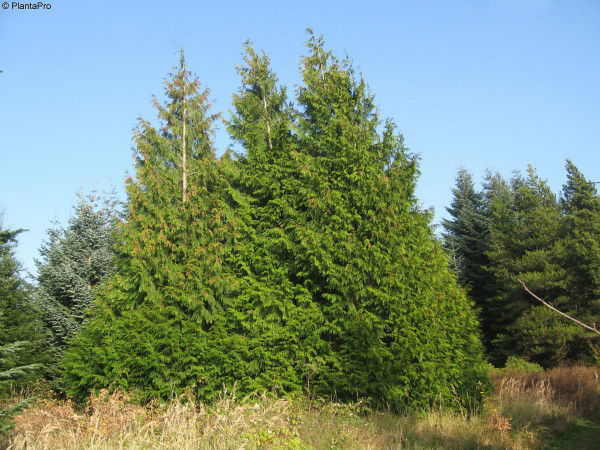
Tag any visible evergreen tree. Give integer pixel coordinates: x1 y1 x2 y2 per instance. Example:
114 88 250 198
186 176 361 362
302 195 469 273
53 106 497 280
442 167 489 286
62 51 241 402
227 41 324 395
0 341 40 436
230 32 488 408
560 160 600 311
35 190 120 354
0 222 44 436
442 168 494 345
548 160 600 363
484 167 568 366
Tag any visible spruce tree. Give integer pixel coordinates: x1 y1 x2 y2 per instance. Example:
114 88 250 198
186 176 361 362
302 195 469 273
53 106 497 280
550 160 600 363
560 160 600 310
35 190 120 355
442 168 494 346
62 51 241 402
442 168 489 286
484 167 568 366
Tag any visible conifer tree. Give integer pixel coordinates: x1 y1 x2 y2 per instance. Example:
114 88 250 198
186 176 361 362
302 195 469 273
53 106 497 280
227 42 324 395
442 168 495 347
62 51 240 402
442 168 489 286
290 31 487 407
0 222 44 436
228 32 488 408
560 160 600 310
35 190 120 355
484 167 568 365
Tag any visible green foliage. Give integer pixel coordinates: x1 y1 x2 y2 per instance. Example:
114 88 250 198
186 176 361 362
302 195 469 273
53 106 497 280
0 341 40 436
61 51 242 403
0 222 44 435
230 32 488 409
442 168 496 351
35 190 120 356
228 41 325 396
448 161 600 368
559 160 600 315
501 356 544 375
62 37 489 410
442 167 489 286
485 167 567 365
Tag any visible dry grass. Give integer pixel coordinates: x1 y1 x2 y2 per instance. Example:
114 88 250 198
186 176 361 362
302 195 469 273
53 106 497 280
3 365 600 449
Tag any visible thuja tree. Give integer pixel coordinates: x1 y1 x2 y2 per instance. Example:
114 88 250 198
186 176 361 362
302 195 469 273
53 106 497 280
62 52 241 402
35 190 120 356
232 32 488 408
227 42 324 395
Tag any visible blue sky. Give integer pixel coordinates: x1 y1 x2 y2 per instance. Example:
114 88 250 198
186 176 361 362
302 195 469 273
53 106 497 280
1 0 599 276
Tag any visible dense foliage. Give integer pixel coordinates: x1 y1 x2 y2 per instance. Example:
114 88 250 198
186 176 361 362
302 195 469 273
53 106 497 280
228 35 488 407
0 221 44 434
443 162 600 367
13 33 598 412
35 191 120 357
57 35 488 408
61 51 242 402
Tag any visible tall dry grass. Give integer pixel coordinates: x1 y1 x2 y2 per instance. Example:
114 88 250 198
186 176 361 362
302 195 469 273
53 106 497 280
3 365 599 449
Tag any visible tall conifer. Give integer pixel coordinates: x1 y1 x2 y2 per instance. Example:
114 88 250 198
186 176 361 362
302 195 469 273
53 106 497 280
227 42 324 395
228 32 488 407
442 168 494 348
62 51 240 401
484 168 569 365
0 222 45 435
291 31 487 407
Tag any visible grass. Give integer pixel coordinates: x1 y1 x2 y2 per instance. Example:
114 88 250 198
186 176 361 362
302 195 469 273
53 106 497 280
2 365 600 449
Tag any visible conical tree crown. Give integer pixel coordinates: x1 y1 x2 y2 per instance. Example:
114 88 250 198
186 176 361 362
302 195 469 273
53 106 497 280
62 52 240 402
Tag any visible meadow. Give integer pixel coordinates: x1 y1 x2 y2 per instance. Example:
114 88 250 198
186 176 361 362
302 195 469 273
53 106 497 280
3 363 600 449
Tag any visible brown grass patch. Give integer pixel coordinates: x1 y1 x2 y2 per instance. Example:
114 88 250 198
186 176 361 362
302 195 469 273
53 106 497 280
4 365 599 449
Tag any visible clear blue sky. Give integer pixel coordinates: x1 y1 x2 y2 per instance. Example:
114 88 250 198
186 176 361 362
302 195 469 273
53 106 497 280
1 0 599 276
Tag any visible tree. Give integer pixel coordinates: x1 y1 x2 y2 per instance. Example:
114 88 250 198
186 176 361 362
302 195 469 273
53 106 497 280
0 221 44 436
227 41 325 395
0 341 40 436
230 32 488 408
483 167 572 366
442 168 489 286
442 168 494 346
35 190 120 355
559 160 600 312
62 51 241 402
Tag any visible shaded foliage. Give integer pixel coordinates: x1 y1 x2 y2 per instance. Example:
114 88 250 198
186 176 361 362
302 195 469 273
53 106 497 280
0 221 44 435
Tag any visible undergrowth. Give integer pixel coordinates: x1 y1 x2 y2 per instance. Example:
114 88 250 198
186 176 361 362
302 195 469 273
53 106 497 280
2 364 600 449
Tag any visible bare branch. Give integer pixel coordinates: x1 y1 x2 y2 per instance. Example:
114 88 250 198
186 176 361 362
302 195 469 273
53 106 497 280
518 279 600 336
